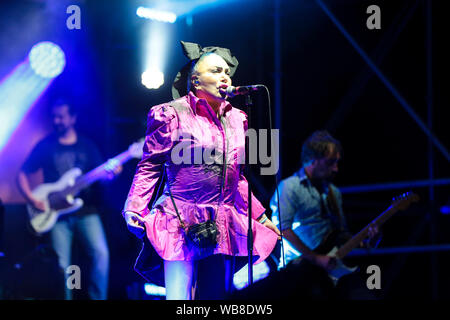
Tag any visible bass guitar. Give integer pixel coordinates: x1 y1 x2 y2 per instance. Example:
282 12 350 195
27 140 144 235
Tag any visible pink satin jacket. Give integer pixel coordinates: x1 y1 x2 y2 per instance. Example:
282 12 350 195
124 92 277 264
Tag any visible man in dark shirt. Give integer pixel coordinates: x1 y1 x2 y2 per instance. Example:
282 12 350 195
17 100 120 300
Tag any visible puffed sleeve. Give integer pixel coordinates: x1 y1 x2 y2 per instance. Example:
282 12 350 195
234 109 266 220
123 104 178 217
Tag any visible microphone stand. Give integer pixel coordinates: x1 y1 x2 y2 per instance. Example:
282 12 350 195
245 94 253 286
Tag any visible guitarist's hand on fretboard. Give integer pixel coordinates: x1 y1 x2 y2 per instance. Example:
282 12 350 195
361 223 382 249
359 223 381 248
104 159 123 180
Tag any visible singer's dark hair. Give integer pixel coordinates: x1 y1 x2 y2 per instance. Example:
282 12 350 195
301 130 342 166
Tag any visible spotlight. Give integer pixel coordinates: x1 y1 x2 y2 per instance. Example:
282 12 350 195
233 261 271 290
0 41 65 151
28 41 66 78
136 7 177 23
141 69 164 89
144 283 166 297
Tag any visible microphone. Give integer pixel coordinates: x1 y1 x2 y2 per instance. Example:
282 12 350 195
225 85 265 97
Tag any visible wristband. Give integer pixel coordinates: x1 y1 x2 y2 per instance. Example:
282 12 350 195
259 216 268 224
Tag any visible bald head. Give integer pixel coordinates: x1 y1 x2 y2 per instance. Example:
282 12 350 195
190 53 232 105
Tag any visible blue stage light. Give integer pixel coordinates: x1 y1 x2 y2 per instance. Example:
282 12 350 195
28 41 66 78
144 283 166 296
233 261 271 290
136 7 177 23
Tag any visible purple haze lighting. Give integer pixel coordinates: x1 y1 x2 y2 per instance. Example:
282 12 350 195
0 42 64 151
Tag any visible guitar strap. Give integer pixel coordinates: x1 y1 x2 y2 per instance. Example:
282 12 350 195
326 184 346 233
314 186 347 252
294 170 347 247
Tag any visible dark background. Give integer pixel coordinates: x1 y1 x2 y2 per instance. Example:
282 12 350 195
0 0 448 299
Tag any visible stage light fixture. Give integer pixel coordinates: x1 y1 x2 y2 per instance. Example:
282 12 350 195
136 7 177 23
233 261 271 290
0 42 65 151
141 68 164 89
144 283 166 296
28 41 66 78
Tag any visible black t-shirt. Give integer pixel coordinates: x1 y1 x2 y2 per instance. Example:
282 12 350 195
22 134 105 215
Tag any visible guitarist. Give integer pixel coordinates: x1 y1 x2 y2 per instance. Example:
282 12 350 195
270 130 381 299
16 100 121 300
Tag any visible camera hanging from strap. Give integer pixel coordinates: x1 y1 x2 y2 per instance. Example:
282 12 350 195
163 165 219 249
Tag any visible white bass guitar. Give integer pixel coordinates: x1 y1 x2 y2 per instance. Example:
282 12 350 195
27 140 144 235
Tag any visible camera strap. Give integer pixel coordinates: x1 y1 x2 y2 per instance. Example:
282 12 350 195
162 110 229 232
163 165 186 230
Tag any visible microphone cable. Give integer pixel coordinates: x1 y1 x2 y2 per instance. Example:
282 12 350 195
232 84 287 270
260 85 286 270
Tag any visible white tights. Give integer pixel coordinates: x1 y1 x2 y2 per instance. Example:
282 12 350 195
164 260 197 300
163 256 235 300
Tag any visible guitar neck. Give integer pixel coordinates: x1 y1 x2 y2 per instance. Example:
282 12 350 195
65 150 132 196
336 205 397 259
